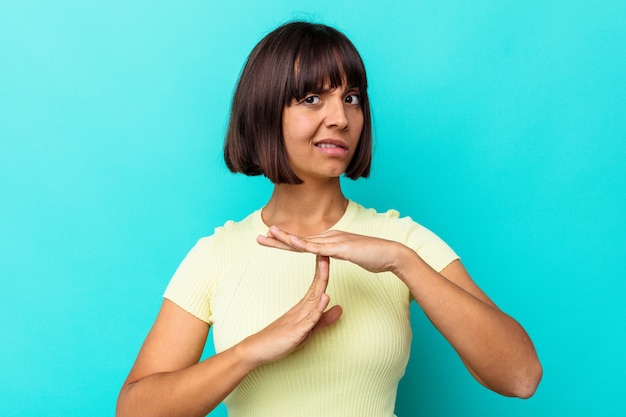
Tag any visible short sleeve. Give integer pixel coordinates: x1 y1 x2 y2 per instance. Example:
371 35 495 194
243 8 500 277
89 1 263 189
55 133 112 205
163 236 217 323
396 215 459 273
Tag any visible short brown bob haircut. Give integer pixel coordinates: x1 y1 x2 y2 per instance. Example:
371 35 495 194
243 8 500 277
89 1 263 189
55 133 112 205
224 21 372 184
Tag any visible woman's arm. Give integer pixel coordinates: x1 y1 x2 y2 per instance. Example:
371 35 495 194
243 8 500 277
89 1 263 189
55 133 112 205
117 255 342 417
117 299 253 417
258 227 542 398
394 249 542 398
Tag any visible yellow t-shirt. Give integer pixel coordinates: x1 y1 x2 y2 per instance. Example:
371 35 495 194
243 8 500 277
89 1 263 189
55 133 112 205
164 200 458 417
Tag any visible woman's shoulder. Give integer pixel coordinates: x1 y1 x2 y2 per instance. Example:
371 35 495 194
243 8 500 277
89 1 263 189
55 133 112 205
348 200 458 270
347 200 413 228
197 209 264 246
347 200 442 241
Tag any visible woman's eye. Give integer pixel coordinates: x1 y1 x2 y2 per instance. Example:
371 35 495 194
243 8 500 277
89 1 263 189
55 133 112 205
345 94 360 105
303 95 320 105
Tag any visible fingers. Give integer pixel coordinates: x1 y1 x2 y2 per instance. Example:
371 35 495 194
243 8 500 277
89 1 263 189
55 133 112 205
256 226 321 252
258 226 340 256
256 226 303 252
256 234 299 252
259 226 399 274
299 255 333 330
314 254 329 284
298 256 340 340
306 255 329 304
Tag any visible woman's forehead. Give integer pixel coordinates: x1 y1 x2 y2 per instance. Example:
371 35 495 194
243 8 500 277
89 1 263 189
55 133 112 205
291 56 364 96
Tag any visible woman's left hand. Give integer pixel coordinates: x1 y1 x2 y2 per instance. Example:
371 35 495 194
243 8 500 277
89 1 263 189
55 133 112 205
257 226 408 274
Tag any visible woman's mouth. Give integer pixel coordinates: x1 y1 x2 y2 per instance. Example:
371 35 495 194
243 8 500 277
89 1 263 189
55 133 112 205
314 140 349 156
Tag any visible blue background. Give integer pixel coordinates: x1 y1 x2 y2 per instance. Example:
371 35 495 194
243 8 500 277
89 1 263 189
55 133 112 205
1 1 625 416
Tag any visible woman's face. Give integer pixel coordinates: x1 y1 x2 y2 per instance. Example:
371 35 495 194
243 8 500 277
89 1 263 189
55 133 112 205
282 84 364 183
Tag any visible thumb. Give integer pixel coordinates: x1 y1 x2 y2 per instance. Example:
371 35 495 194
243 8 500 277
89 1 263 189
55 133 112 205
312 304 343 334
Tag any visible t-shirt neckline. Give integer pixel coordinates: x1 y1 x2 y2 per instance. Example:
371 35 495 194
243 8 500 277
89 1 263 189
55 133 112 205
252 199 358 236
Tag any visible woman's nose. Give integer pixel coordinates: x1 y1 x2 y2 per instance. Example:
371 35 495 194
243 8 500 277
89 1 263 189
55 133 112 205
324 98 348 129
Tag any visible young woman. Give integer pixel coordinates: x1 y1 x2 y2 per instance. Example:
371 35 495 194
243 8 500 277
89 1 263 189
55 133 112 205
117 21 541 417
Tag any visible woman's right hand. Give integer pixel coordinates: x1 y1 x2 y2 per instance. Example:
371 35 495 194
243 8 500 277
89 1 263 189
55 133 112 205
239 255 343 366
117 255 342 417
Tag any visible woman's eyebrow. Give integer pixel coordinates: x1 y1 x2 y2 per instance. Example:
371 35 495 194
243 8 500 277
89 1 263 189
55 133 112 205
317 84 361 93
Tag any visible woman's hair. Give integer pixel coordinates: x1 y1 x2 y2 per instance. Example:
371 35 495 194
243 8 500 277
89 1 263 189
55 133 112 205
224 21 372 184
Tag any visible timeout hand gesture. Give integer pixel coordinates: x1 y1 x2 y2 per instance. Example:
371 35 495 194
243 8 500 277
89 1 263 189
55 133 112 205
257 226 408 275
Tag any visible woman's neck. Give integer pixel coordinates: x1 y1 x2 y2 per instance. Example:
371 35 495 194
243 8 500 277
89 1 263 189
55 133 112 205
262 178 348 236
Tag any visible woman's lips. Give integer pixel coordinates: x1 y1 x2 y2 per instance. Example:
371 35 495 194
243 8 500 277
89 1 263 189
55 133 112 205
314 139 349 156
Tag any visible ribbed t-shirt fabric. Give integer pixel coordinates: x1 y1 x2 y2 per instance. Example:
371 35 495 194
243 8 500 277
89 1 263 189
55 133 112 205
164 200 458 417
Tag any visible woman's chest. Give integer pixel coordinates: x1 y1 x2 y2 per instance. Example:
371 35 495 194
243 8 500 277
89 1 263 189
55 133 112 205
210 249 412 359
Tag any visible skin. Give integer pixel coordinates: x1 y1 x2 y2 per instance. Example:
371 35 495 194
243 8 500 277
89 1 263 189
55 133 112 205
116 82 542 417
